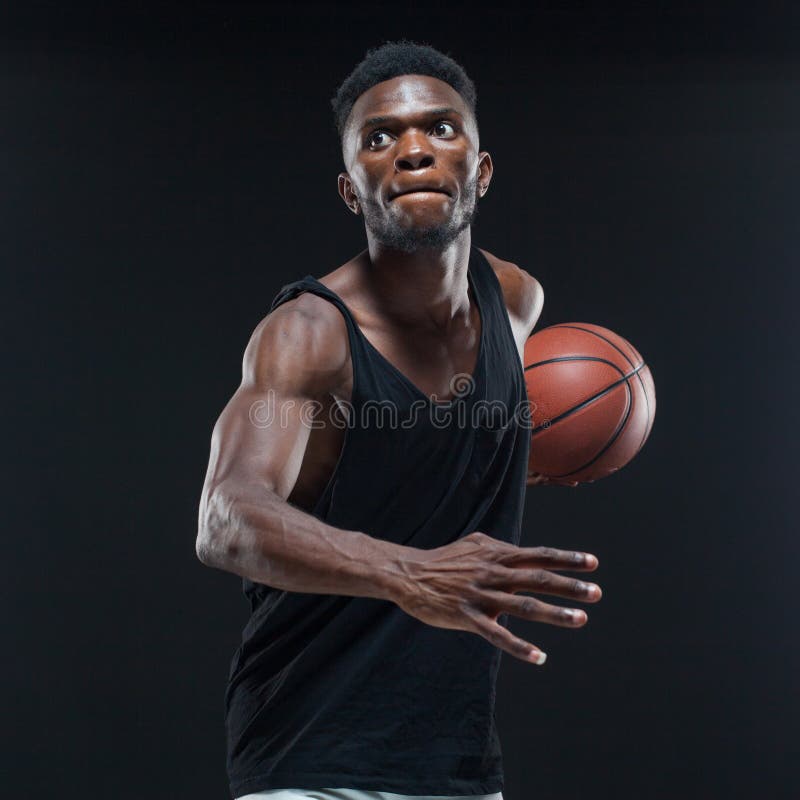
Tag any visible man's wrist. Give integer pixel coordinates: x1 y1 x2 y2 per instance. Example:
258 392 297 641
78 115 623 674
353 531 418 606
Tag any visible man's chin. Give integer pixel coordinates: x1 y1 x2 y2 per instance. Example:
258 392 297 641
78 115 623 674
368 219 468 251
381 231 459 253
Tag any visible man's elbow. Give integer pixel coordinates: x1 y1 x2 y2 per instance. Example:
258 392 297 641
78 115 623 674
196 523 245 569
195 489 238 568
195 531 218 567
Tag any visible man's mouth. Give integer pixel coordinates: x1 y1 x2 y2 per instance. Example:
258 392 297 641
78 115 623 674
390 187 451 200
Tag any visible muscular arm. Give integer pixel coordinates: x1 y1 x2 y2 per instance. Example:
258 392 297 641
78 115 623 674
195 295 414 601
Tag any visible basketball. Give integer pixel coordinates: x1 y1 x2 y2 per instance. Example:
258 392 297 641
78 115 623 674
523 323 656 484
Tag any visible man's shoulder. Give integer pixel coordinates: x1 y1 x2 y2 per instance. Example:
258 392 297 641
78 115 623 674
477 247 544 330
250 284 350 393
265 285 348 343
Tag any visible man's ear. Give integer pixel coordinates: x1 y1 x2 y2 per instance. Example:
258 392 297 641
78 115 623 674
337 173 360 215
476 152 494 198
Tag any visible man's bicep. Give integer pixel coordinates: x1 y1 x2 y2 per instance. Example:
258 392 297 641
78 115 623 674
206 380 314 502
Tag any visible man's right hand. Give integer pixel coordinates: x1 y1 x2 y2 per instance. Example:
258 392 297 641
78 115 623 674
392 531 601 665
527 470 579 488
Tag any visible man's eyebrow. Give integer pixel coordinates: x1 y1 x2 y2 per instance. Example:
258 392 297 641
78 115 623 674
360 107 464 131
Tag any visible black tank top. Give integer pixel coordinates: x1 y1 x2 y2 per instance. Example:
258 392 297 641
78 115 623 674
225 245 531 798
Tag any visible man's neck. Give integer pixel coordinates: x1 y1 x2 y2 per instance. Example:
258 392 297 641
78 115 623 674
358 228 473 333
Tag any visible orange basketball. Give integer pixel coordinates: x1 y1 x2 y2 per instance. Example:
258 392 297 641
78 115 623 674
523 323 656 484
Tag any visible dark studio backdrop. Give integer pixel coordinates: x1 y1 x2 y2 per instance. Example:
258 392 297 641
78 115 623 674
3 4 798 799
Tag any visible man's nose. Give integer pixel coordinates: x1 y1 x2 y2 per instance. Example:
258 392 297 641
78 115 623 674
394 132 435 171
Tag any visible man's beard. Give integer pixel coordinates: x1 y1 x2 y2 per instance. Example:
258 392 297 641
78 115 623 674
359 173 480 253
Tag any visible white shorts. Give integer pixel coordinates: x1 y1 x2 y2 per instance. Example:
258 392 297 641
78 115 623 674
236 790 503 800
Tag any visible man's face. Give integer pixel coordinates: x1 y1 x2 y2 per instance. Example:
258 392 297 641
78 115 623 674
338 74 492 253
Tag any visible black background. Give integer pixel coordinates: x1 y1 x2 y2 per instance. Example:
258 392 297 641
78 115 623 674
3 3 798 799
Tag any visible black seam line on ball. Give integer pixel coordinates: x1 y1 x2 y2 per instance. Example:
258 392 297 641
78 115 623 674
550 324 653 454
529 361 645 479
524 354 627 372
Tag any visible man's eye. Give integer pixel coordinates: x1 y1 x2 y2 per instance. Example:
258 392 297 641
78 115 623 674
367 131 393 149
432 121 456 138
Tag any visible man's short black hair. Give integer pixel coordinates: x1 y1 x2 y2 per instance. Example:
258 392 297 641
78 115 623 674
331 39 478 143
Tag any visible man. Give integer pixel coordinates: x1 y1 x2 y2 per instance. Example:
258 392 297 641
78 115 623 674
196 40 602 800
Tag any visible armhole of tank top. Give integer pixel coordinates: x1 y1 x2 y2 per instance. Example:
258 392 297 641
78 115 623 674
475 248 526 387
274 282 361 520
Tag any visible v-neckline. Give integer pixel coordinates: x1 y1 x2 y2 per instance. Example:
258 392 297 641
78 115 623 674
307 254 486 408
